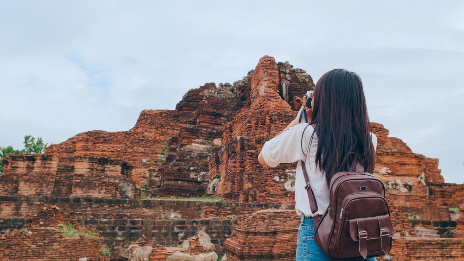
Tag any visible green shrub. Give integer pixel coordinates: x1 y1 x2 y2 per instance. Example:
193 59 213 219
100 245 111 256
86 230 96 239
160 145 169 155
379 145 390 152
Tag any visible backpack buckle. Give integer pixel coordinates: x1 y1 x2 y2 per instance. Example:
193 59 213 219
358 231 368 239
380 228 389 237
305 182 311 190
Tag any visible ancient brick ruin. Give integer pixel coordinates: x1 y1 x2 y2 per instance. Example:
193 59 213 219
224 210 300 261
0 154 137 198
0 205 110 260
1 55 463 260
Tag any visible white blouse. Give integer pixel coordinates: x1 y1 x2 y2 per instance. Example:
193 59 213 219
261 123 377 217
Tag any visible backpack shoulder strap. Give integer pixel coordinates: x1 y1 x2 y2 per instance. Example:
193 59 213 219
300 124 312 158
301 124 319 215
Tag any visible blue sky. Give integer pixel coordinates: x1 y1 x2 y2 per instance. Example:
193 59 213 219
0 0 463 183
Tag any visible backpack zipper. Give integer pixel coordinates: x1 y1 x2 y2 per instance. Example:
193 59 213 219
330 177 384 211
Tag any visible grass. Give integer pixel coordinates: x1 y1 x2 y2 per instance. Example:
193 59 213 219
57 224 83 237
217 254 224 261
379 145 390 152
140 195 222 202
160 145 168 155
449 207 459 212
86 230 96 239
100 245 111 256
406 216 417 220
262 208 275 211
143 179 150 192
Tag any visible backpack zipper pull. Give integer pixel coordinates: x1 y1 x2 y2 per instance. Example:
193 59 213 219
340 208 343 219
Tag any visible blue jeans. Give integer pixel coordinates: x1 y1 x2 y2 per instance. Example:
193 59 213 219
296 215 377 261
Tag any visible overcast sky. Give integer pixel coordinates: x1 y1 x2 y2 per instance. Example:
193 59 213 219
1 1 463 183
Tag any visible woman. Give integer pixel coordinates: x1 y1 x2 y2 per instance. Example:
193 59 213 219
258 69 377 261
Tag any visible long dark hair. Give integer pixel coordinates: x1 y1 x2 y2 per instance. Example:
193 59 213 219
310 69 375 185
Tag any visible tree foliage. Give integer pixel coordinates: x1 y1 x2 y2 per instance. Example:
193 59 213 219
0 135 49 174
22 135 48 154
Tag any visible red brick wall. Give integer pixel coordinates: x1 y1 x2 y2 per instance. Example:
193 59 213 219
389 237 464 260
0 206 110 261
224 210 299 261
0 155 138 199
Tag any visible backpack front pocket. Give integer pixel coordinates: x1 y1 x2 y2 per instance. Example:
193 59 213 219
336 195 392 256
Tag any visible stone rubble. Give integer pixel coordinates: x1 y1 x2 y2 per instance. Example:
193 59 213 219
123 235 167 261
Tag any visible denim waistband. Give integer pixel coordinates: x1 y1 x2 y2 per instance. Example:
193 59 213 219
300 214 314 223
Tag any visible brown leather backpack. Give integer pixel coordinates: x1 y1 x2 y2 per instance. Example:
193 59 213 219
301 129 394 260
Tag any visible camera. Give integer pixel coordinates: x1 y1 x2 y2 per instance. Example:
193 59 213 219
305 91 313 109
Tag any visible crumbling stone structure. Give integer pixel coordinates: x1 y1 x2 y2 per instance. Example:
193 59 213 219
224 210 300 261
0 154 137 198
44 110 181 187
210 56 314 203
0 205 110 260
156 81 250 197
0 55 463 260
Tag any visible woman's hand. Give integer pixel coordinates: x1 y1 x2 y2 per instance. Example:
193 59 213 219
294 95 313 124
259 93 314 168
